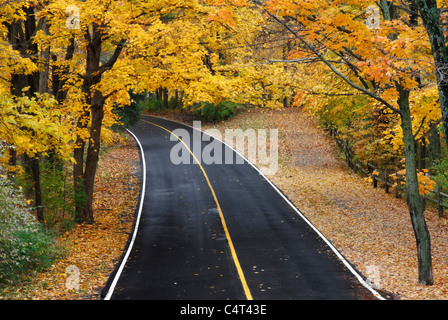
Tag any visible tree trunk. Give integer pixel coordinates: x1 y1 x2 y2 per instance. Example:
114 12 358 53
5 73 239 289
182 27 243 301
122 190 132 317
416 0 448 149
418 140 427 171
397 84 434 285
428 121 441 174
53 38 75 103
73 23 106 224
69 23 124 224
30 156 44 222
163 87 169 109
73 111 88 222
81 92 105 224
383 1 433 285
8 7 44 223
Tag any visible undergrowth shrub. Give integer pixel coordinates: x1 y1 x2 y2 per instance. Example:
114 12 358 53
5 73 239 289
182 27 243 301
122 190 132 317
190 100 240 122
112 91 143 131
40 162 78 232
16 160 79 233
431 148 448 191
0 177 62 284
139 93 183 112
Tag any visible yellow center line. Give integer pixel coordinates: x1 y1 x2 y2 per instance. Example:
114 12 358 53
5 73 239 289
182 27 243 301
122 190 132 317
142 119 253 300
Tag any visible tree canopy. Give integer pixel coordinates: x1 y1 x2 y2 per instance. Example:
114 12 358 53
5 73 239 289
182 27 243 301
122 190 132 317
3 0 448 286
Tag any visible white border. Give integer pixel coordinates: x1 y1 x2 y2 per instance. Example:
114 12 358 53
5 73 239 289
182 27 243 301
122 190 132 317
103 129 147 300
141 114 385 300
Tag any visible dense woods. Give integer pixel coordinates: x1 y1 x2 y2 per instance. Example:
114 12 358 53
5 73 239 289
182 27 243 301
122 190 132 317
2 0 448 294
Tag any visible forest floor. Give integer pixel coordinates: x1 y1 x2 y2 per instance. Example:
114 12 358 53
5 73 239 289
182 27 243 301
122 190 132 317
4 107 448 300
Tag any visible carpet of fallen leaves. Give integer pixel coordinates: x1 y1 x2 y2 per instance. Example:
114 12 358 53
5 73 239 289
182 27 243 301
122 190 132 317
197 107 448 300
1 133 141 300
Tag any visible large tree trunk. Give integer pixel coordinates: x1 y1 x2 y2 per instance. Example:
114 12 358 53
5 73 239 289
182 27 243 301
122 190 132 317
397 84 434 285
74 23 105 224
72 25 125 224
81 92 105 224
415 0 448 149
8 6 44 222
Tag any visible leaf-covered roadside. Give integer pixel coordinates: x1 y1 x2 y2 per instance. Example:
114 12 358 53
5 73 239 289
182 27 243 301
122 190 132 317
200 107 448 300
0 134 141 300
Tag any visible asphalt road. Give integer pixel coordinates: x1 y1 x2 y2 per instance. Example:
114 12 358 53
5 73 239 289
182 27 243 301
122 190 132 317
104 115 382 300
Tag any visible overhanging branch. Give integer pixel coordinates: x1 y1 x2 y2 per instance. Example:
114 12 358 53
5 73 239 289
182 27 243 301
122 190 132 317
261 7 401 114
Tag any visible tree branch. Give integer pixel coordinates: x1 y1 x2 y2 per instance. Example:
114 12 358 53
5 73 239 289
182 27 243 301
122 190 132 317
262 7 401 114
413 116 427 139
268 57 319 63
99 39 126 75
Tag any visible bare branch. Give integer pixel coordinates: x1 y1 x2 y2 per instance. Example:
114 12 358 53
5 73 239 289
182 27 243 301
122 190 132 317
268 57 318 63
413 116 427 139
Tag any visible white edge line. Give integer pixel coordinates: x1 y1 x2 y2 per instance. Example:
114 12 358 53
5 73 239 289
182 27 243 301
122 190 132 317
103 129 147 300
142 114 386 300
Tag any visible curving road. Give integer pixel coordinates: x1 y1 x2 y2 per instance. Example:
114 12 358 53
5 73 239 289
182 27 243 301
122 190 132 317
103 115 383 300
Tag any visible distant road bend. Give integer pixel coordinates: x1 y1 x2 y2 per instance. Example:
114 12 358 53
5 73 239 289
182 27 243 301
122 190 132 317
103 114 384 300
